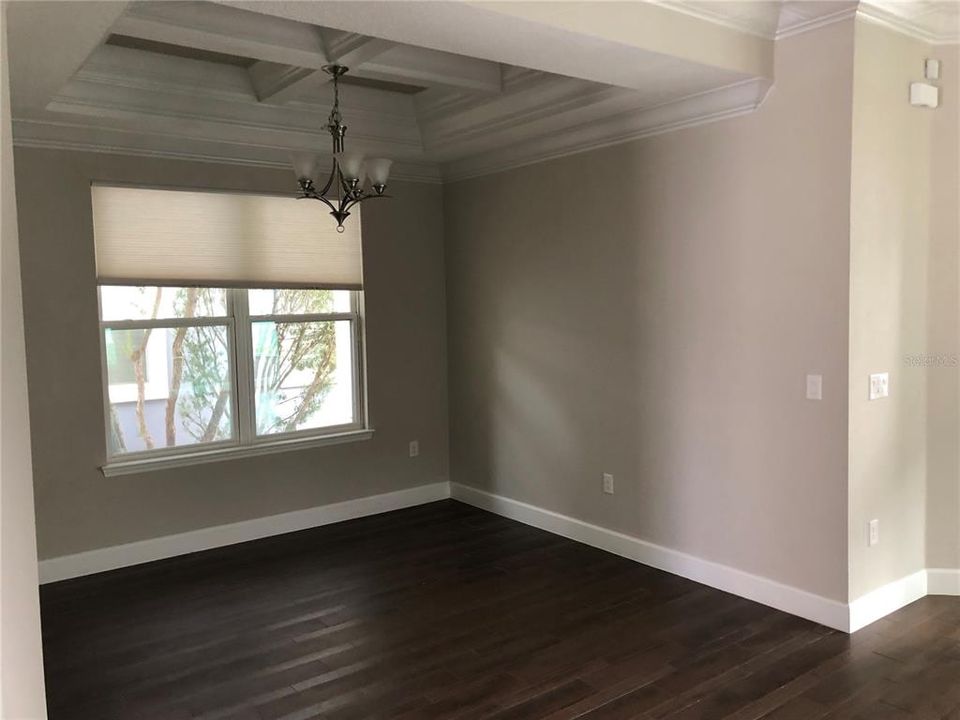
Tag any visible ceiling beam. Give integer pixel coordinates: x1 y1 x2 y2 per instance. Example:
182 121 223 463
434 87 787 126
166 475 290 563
246 29 398 106
353 45 502 94
319 29 395 68
6 1 129 114
248 62 322 104
247 29 493 105
215 1 770 89
111 1 330 70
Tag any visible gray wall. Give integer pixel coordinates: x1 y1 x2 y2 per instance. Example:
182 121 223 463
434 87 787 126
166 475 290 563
444 22 854 602
1 5 47 716
926 43 960 573
847 20 954 599
15 147 448 560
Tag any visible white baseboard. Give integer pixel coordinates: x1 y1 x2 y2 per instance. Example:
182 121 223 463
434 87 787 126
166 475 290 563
39 482 451 584
848 569 928 633
927 568 960 596
450 483 850 631
41 478 956 635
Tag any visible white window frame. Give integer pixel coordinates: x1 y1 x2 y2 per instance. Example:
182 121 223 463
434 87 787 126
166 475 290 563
98 287 371 475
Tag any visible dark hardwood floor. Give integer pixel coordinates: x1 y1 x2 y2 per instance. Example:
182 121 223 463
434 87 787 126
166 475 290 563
41 500 959 720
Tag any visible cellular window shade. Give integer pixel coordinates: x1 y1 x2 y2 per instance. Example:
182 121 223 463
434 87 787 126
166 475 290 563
92 185 363 289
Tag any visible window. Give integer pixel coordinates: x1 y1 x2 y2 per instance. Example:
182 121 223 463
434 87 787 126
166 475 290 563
91 185 369 469
100 287 364 459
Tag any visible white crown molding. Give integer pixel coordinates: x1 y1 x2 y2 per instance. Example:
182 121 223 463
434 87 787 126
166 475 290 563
776 7 859 41
450 483 850 631
659 1 957 45
658 0 855 41
11 118 443 184
441 77 772 183
857 3 960 45
652 1 777 39
38 481 451 583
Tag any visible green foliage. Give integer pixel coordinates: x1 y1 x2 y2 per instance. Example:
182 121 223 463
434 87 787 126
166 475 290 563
176 288 338 440
177 324 233 442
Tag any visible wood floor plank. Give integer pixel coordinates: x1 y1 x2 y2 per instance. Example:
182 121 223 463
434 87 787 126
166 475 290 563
40 500 959 720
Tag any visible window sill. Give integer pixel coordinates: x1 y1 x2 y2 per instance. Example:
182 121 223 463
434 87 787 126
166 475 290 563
100 429 375 477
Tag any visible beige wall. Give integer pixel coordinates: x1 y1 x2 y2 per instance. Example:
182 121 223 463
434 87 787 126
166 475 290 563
1 4 47 717
926 43 960 572
14 148 448 560
847 20 958 599
444 22 855 602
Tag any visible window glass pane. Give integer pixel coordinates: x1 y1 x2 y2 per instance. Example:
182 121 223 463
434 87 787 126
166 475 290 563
104 325 233 455
100 286 228 322
248 288 351 316
252 319 354 435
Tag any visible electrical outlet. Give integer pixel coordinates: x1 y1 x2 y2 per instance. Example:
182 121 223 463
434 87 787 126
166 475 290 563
408 440 419 458
869 373 889 400
806 374 823 400
868 519 879 547
602 473 614 495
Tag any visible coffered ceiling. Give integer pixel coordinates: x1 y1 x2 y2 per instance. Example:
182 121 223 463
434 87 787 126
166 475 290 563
6 1 957 183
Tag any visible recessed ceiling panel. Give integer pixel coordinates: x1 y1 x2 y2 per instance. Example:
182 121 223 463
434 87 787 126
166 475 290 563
105 34 258 69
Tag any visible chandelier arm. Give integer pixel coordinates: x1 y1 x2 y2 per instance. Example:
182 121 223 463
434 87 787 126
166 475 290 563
315 163 338 199
312 194 339 215
343 192 389 213
340 197 362 213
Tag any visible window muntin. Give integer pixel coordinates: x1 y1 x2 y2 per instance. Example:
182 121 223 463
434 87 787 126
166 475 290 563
99 286 364 460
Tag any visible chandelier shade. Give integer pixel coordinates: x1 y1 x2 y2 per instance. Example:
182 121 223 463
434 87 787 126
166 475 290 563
334 151 366 182
365 158 393 187
291 152 321 183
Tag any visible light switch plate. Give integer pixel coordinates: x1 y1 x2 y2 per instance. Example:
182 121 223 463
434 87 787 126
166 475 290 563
869 373 889 400
925 58 940 80
868 519 880 547
602 473 614 495
806 374 823 400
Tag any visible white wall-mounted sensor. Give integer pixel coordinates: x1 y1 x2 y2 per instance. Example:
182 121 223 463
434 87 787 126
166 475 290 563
910 82 939 108
924 58 941 81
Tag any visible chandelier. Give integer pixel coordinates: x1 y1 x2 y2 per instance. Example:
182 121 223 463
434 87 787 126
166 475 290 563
291 65 392 232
